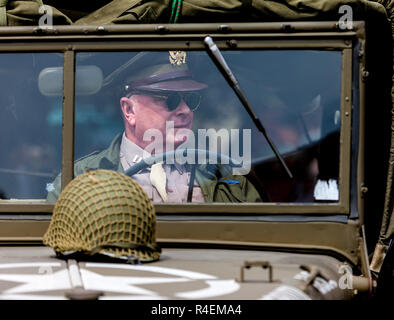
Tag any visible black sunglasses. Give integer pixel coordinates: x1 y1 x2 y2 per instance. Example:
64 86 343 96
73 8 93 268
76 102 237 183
131 91 202 111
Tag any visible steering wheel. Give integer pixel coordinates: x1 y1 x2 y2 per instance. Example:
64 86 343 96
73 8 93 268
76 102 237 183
124 148 270 202
124 148 243 177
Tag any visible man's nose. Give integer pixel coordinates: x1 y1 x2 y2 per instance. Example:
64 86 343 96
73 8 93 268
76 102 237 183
173 99 193 116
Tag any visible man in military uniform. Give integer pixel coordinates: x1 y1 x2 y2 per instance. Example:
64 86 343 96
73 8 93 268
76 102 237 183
47 51 261 203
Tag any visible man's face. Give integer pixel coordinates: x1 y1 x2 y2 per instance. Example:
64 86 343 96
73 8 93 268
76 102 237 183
121 93 194 151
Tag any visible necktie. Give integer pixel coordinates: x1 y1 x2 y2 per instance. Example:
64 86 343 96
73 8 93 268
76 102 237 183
150 162 167 202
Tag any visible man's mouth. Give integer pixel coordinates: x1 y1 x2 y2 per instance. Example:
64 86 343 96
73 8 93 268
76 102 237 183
174 122 192 128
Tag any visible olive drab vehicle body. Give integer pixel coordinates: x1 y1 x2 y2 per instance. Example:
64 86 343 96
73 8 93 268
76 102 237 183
0 0 393 300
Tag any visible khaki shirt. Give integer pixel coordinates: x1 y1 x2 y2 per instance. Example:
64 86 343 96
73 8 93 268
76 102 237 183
119 133 205 203
46 133 262 204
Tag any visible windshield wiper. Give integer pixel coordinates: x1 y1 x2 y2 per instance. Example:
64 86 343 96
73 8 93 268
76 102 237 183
204 36 293 179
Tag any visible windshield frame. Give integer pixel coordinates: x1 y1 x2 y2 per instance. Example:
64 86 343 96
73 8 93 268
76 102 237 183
0 22 359 216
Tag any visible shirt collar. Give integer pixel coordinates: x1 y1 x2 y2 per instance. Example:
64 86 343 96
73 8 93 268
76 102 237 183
120 132 151 166
120 132 185 174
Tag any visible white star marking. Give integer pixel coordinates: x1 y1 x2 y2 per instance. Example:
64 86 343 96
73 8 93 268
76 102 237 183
82 264 240 299
0 262 242 299
175 280 240 299
85 263 216 280
80 268 190 296
0 262 62 269
0 269 71 295
99 295 168 300
0 294 67 300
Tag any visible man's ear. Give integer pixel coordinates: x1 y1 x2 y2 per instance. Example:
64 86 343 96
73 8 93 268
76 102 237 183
120 97 136 126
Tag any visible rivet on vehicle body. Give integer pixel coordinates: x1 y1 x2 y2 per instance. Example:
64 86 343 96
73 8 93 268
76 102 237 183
226 40 237 48
97 26 106 33
156 25 169 34
345 112 349 116
281 24 293 32
361 186 368 194
362 69 369 79
33 27 46 35
219 25 231 33
345 96 350 102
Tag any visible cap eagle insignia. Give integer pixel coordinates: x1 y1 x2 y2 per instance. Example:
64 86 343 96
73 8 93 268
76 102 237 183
169 51 186 66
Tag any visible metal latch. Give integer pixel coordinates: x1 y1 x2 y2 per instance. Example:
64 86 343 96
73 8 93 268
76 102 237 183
299 265 328 291
238 261 273 283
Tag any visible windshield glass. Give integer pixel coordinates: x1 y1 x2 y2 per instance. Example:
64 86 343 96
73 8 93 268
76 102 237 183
0 53 63 200
45 49 342 204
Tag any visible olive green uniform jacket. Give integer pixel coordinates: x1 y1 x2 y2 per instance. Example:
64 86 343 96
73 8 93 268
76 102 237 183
47 133 262 203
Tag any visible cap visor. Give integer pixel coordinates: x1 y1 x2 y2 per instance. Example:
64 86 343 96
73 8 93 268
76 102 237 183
134 79 208 92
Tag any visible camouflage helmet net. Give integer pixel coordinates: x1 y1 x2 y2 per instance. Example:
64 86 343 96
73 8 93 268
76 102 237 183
43 169 161 262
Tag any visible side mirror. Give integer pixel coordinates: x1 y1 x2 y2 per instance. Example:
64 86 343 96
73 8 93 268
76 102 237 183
38 65 103 96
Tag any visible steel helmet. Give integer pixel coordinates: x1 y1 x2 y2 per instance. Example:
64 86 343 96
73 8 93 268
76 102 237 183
43 169 161 262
